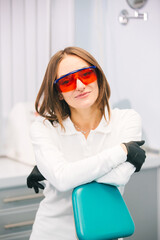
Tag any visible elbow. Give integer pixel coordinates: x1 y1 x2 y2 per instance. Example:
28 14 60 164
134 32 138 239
96 173 131 187
96 178 127 187
110 176 131 187
116 175 131 186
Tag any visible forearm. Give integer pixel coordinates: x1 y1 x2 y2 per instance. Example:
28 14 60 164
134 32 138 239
96 162 135 187
35 145 127 192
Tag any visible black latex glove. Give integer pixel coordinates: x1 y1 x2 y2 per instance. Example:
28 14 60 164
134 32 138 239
123 140 146 172
27 165 46 193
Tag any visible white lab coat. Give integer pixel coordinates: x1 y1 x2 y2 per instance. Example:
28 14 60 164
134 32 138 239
29 108 141 240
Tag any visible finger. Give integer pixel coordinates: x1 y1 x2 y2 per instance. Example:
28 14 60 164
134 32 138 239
37 182 45 190
135 140 145 146
34 185 39 194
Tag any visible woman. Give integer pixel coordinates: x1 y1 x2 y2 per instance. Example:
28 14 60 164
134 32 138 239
28 46 145 239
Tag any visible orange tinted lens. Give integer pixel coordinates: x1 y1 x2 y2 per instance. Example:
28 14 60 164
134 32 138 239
78 68 97 84
57 75 76 92
57 68 97 92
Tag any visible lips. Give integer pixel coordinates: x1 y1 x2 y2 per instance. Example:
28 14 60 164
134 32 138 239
75 92 91 99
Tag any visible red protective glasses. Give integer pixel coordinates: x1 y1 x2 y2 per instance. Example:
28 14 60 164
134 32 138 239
54 66 97 92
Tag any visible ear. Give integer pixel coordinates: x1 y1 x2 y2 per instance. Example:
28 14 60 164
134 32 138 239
58 93 64 100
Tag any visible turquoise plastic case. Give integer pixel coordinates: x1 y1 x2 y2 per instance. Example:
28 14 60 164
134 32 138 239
72 182 135 240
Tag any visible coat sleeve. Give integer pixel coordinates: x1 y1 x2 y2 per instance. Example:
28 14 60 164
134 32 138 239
30 119 127 192
96 109 142 187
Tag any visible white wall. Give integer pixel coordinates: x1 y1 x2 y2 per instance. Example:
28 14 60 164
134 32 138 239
75 0 160 150
105 0 160 150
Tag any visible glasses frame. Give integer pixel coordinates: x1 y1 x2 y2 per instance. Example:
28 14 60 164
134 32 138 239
54 66 96 85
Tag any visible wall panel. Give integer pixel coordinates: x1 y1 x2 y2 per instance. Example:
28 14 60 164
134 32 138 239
0 0 12 119
25 0 37 101
12 0 26 103
0 0 75 150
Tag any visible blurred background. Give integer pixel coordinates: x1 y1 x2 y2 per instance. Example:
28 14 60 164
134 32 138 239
0 0 160 239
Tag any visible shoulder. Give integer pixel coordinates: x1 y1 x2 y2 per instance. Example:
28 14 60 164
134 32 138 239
108 108 142 141
30 116 59 140
111 108 141 124
110 108 142 141
30 116 53 130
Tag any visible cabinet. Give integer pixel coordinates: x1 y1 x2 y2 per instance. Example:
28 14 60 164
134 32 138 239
0 158 44 240
124 164 159 240
0 184 43 240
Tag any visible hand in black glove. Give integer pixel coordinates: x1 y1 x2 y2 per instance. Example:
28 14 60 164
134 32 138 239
123 140 146 172
27 165 46 193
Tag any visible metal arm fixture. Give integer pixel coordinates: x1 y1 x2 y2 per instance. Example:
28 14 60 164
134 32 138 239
119 9 148 25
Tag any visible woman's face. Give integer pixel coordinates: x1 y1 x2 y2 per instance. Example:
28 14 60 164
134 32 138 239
56 55 99 110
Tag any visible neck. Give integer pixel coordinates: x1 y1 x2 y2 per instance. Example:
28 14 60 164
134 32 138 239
70 106 103 131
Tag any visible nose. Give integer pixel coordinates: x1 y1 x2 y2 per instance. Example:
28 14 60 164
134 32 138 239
76 79 85 91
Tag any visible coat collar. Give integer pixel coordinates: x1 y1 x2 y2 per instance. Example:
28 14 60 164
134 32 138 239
59 106 112 136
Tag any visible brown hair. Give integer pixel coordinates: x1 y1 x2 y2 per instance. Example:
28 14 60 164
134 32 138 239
35 46 111 128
